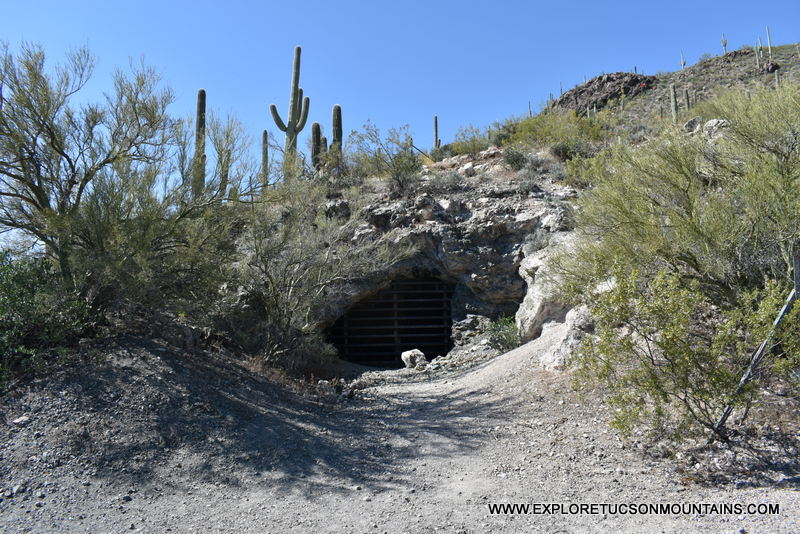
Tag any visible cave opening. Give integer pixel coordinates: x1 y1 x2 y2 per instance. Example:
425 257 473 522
328 277 455 368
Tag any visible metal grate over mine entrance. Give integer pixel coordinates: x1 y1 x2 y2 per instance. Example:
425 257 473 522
329 278 455 367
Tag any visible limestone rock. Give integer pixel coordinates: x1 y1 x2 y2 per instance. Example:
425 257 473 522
324 199 351 220
538 305 593 370
459 162 476 177
515 232 576 342
683 116 702 135
702 119 729 141
401 349 427 369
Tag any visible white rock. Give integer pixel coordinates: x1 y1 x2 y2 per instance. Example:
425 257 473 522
401 349 427 369
515 232 576 342
459 162 476 177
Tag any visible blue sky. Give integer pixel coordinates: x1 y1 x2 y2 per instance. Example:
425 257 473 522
2 0 799 155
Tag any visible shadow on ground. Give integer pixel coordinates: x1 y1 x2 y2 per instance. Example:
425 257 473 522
0 336 513 497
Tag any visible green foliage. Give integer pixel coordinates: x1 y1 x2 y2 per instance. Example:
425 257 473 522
565 145 619 187
486 316 521 352
502 145 528 171
574 269 779 438
558 82 800 438
450 124 490 155
223 181 413 372
347 122 421 195
0 42 246 329
0 252 91 384
560 84 800 303
505 109 608 152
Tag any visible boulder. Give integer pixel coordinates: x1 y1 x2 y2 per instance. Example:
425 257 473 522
459 162 476 177
702 119 729 142
401 349 428 369
538 305 593 370
515 233 576 342
683 116 702 135
324 199 351 220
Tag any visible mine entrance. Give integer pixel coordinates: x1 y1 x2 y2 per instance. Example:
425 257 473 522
329 277 455 367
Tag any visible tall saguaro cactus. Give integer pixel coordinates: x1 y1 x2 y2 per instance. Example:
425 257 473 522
192 89 207 198
669 84 678 124
331 104 343 152
311 122 323 169
433 115 441 149
270 46 310 173
260 130 269 188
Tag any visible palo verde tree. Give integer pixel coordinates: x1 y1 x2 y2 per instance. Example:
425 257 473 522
0 43 173 288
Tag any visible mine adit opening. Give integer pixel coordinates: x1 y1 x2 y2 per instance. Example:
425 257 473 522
328 277 455 368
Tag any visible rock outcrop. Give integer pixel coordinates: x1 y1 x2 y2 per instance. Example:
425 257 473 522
554 72 657 114
323 148 582 370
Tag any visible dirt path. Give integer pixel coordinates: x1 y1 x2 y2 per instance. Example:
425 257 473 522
2 329 798 533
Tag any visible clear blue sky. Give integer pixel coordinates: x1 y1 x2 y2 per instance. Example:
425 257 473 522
2 0 799 154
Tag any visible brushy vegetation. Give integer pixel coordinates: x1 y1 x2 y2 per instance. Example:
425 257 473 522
486 315 521 352
555 82 800 440
0 252 92 384
346 122 422 195
0 43 412 383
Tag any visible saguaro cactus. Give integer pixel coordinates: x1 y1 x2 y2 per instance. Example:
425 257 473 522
260 130 269 188
192 89 206 198
270 46 310 171
331 104 343 152
680 50 686 70
766 26 773 62
683 88 691 110
433 115 441 149
311 122 323 169
669 84 678 124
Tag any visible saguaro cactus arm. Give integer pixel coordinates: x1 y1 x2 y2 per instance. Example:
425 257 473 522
295 95 310 132
270 104 287 132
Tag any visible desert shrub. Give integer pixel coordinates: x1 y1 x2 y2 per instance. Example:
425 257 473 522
557 82 800 439
223 181 414 373
0 43 242 326
488 118 519 147
0 252 92 384
573 269 785 439
347 122 422 195
429 144 453 162
421 171 464 194
450 124 490 155
549 138 594 161
564 145 618 188
486 316 521 352
503 145 528 170
506 109 608 150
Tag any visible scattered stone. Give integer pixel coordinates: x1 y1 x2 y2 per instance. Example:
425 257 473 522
324 199 351 220
12 415 31 426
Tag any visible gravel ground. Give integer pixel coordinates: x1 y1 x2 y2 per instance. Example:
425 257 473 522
1 328 798 533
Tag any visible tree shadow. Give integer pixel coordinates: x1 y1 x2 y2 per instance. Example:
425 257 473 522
2 336 514 498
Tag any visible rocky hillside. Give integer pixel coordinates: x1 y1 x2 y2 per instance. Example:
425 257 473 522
554 43 800 138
